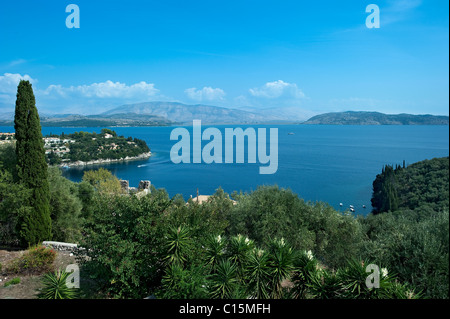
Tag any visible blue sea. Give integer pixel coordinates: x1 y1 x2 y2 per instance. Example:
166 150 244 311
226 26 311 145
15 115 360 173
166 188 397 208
1 125 448 215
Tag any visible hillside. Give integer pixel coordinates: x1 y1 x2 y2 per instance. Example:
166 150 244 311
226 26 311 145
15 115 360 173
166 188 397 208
371 157 449 214
100 101 285 124
303 111 449 125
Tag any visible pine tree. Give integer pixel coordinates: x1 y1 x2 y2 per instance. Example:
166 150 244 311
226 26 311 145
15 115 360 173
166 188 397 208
14 80 52 246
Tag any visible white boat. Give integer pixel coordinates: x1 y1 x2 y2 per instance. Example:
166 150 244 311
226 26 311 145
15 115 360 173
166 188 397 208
339 203 343 207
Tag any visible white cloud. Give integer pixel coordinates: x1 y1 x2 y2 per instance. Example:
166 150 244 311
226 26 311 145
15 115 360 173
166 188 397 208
249 80 305 99
0 75 163 114
35 80 162 113
40 80 159 99
0 73 37 108
0 73 36 94
184 86 226 102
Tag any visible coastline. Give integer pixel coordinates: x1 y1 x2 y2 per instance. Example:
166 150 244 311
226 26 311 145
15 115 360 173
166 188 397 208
56 151 152 168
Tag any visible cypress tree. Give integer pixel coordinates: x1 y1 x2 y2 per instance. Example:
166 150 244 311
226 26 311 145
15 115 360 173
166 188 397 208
14 80 52 246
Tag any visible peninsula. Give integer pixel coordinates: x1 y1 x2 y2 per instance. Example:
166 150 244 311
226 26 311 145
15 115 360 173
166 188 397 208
43 128 151 166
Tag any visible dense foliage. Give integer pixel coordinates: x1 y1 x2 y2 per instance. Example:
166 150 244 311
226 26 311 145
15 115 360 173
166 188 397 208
227 186 363 269
371 157 449 214
1 144 92 245
364 157 449 298
158 228 420 299
358 209 449 299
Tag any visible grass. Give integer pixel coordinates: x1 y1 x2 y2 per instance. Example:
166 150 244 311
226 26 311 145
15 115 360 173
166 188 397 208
3 277 20 287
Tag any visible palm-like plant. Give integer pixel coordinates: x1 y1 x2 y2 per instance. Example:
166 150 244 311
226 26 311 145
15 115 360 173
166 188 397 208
228 234 254 272
290 250 320 299
38 269 79 299
208 259 240 299
245 248 271 299
204 234 226 270
383 281 422 299
161 263 209 299
306 267 343 299
336 259 392 299
267 238 295 299
164 225 192 266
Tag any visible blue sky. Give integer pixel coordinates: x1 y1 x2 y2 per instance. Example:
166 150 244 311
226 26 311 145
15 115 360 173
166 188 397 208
0 0 448 116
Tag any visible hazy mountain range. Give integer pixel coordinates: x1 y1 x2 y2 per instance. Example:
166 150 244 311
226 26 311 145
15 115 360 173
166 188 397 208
0 102 448 126
303 111 449 125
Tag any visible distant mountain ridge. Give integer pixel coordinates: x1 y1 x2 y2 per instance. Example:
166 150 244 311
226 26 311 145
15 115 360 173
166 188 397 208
100 101 296 124
0 104 448 126
302 111 449 125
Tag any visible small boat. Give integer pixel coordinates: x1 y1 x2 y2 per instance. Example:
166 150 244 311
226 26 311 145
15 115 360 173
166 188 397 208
288 132 295 135
363 205 366 209
339 203 343 207
349 207 355 212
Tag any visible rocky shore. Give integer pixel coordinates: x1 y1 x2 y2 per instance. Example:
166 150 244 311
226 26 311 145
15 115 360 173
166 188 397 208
57 151 151 167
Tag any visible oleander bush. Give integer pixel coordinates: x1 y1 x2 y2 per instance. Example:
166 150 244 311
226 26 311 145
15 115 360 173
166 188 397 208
5 245 56 275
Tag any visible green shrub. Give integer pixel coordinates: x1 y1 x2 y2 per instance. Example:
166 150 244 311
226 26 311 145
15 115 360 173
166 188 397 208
226 185 363 269
77 190 170 298
6 245 56 275
359 210 449 298
4 277 21 287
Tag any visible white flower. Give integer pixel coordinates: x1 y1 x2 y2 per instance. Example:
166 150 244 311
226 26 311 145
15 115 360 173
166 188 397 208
306 250 314 260
216 235 222 243
381 268 388 278
245 237 250 244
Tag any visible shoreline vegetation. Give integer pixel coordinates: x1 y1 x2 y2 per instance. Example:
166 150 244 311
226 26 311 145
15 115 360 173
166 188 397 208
1 128 152 167
55 151 151 168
